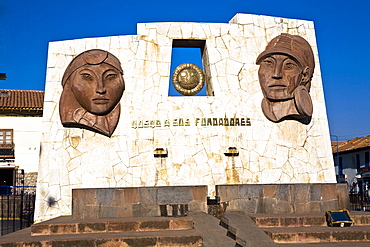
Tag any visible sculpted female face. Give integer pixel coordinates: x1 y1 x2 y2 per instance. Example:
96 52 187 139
258 54 303 101
70 63 125 115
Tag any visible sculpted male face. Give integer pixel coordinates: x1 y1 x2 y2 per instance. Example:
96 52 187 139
59 49 125 137
71 63 124 115
256 33 315 122
258 54 303 101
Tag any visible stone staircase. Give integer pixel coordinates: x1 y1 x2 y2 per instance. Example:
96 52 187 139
3 185 369 246
0 186 236 247
0 216 203 246
260 212 370 245
4 211 370 246
221 211 370 246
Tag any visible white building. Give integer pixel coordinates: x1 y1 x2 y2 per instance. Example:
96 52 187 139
0 89 44 187
332 135 370 191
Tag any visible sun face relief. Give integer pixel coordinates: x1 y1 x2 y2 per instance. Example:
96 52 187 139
71 63 124 116
178 68 199 90
258 54 303 101
59 49 125 137
172 63 205 96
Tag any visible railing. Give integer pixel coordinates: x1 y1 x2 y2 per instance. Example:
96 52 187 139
0 186 36 236
349 192 370 211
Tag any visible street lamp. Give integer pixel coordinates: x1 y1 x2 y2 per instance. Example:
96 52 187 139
331 135 340 182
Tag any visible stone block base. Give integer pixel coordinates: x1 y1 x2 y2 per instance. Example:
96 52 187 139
72 185 208 219
216 183 350 214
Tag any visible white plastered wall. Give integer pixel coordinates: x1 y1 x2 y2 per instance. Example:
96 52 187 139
0 117 42 173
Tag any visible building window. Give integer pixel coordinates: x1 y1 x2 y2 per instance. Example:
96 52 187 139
338 157 343 175
356 154 361 172
0 129 14 159
0 129 13 148
365 152 370 167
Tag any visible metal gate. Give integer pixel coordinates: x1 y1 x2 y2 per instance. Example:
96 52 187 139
0 168 36 236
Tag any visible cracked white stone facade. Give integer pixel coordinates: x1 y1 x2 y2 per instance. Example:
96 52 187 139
35 13 336 222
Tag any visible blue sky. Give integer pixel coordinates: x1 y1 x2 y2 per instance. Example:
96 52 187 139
0 0 369 141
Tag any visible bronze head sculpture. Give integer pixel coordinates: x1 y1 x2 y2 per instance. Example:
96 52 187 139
59 49 125 137
256 33 315 122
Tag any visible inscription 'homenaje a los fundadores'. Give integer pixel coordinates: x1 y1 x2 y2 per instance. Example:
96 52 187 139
132 117 251 128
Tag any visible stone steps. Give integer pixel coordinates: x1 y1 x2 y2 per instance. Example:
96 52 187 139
0 227 203 247
0 216 203 247
251 212 370 228
263 225 370 243
250 214 326 228
188 211 235 246
220 211 278 246
219 211 370 246
251 212 370 245
30 215 193 236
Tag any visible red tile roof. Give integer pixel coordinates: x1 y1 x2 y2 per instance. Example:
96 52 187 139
332 135 370 153
0 89 44 110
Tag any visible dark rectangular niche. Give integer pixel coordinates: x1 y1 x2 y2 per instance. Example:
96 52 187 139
172 39 206 48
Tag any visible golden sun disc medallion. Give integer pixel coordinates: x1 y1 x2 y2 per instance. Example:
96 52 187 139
172 63 205 96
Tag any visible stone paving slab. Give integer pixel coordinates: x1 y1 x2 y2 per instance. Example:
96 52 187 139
0 227 203 247
188 211 235 247
30 215 193 236
221 211 277 247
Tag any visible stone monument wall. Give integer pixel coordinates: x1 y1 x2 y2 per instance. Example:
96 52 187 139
217 183 349 214
35 14 336 222
72 186 207 219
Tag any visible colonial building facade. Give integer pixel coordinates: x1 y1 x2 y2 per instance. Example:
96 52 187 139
0 89 44 187
333 135 370 191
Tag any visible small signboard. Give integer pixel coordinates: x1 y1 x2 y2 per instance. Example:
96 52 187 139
360 167 370 173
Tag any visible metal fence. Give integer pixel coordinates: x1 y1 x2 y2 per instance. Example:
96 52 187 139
349 192 370 211
0 186 36 236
